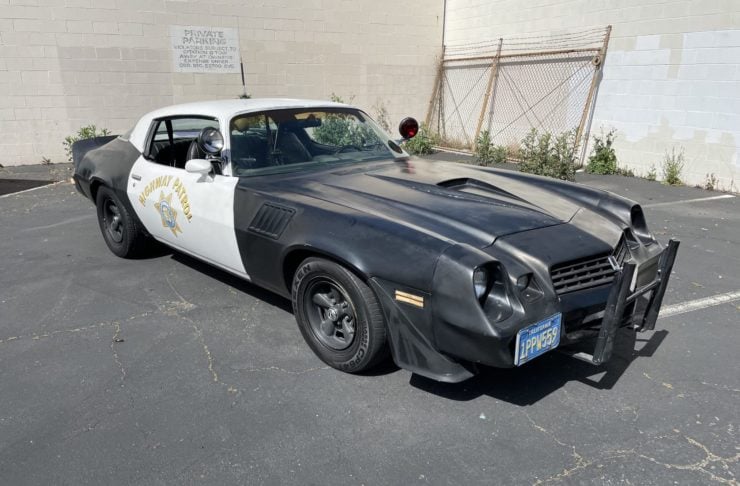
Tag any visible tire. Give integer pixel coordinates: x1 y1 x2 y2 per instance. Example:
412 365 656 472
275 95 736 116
292 257 389 373
95 186 148 258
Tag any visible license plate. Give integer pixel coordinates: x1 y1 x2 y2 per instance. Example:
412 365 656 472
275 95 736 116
514 313 562 366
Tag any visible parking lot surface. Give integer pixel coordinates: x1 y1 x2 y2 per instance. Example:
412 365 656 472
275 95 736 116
0 163 738 485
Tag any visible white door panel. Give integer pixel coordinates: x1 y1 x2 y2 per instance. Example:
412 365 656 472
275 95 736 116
127 156 248 278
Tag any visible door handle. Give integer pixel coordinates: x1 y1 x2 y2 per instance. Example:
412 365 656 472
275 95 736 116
131 173 142 181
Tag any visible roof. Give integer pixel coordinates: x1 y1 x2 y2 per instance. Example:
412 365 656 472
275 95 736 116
142 98 352 121
129 98 354 151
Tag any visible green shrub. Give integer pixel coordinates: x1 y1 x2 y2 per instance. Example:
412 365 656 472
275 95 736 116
518 129 577 182
312 113 376 148
490 145 508 165
403 124 438 155
586 129 618 175
661 147 685 186
645 165 657 181
63 125 111 162
474 130 508 166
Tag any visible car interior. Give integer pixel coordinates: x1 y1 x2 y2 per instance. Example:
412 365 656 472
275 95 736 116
147 117 221 172
229 111 390 175
146 111 391 177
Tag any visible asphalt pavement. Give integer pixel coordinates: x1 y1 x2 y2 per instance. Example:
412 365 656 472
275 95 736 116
0 161 738 485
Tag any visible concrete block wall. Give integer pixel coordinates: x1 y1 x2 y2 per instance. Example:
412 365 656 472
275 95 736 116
445 0 740 190
0 0 444 165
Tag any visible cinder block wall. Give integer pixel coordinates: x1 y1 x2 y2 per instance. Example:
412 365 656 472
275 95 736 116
445 0 740 191
0 1 443 166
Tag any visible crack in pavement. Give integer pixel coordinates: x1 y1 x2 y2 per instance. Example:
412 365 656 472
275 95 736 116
155 276 238 393
0 311 153 346
527 414 739 485
110 321 126 386
526 413 616 485
234 365 330 375
701 381 740 394
609 435 740 485
178 313 241 396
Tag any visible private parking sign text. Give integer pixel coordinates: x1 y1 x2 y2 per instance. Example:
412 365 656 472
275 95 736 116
170 25 240 73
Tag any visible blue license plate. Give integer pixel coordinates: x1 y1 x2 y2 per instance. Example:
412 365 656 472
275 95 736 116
514 313 562 366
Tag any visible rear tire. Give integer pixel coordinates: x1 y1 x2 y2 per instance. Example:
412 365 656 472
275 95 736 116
95 186 148 258
292 258 389 373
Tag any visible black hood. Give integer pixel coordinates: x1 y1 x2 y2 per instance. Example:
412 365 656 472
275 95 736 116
261 158 593 248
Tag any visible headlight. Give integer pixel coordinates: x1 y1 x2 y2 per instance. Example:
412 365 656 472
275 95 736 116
473 267 489 300
476 263 513 321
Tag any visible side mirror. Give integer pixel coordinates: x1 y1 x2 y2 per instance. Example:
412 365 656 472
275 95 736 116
197 127 224 155
185 158 212 175
398 117 419 140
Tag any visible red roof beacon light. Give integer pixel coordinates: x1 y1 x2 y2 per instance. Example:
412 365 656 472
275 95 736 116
398 117 419 140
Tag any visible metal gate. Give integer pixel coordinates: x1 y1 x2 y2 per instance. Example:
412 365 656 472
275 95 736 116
425 26 612 158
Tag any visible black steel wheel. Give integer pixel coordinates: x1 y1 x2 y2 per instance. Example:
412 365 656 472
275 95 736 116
304 277 357 350
292 257 389 373
95 186 148 258
102 197 124 244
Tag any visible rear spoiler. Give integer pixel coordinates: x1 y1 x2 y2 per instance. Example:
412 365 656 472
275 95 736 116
71 135 118 168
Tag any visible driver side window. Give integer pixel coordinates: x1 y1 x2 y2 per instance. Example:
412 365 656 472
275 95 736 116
230 114 275 172
146 116 218 170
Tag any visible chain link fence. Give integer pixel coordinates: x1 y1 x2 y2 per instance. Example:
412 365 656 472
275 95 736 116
426 27 611 159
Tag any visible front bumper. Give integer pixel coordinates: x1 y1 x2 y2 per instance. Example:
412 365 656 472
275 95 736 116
372 239 679 383
565 238 680 365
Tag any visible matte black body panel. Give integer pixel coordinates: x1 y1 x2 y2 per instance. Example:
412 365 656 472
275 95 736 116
73 137 140 203
75 132 676 383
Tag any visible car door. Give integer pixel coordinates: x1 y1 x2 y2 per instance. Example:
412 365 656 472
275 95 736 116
126 115 248 279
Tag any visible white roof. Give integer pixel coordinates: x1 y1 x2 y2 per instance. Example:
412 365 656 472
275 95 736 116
129 98 353 151
143 98 351 121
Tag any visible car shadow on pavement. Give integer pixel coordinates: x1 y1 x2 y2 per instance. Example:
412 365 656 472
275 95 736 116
410 329 669 405
170 251 293 313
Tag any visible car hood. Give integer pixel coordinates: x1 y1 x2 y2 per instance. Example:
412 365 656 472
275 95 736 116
272 158 586 248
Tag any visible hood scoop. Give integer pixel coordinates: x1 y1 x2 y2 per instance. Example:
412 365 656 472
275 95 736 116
437 178 531 205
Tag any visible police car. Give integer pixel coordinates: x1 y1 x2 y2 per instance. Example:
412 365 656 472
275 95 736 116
73 99 679 383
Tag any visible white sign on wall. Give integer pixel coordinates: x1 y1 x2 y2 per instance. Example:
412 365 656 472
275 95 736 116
170 25 240 73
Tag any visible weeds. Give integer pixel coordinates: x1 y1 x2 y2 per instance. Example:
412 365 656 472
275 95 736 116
661 147 685 186
63 125 111 162
473 130 507 166
703 173 719 191
586 129 618 175
372 100 391 133
645 165 657 181
404 123 438 155
518 129 578 182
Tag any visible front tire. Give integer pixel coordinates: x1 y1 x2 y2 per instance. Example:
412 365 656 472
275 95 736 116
95 186 148 258
292 258 389 373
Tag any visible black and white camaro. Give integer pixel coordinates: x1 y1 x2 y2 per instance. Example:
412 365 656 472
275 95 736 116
73 99 679 383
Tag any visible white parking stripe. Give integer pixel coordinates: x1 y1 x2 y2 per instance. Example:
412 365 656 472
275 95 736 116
658 290 740 319
643 194 735 208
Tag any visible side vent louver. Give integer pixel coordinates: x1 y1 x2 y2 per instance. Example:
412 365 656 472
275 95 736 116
248 203 295 239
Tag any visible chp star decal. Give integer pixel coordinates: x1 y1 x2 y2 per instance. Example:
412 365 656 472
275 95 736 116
154 191 182 236
138 175 193 236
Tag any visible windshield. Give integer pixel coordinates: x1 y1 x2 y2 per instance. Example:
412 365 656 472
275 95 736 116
229 108 405 177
